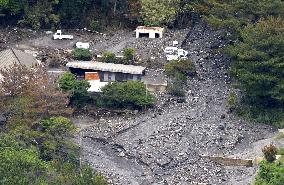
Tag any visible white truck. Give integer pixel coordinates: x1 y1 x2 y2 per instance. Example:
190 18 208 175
53 30 74 40
164 46 188 61
75 42 90 49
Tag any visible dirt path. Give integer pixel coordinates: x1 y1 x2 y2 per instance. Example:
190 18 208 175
72 22 278 185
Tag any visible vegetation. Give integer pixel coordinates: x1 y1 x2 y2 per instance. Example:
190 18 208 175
72 48 93 61
140 0 181 26
123 47 136 64
0 64 73 126
100 81 155 109
255 146 284 185
228 17 284 127
102 51 117 63
262 144 278 163
168 77 186 97
191 0 284 37
90 20 103 32
165 59 196 97
165 59 196 80
59 72 91 107
0 65 107 184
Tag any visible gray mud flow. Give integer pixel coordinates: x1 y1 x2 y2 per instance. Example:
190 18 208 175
73 23 276 185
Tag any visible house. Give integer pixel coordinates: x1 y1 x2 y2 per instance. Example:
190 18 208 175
0 48 39 70
135 26 165 39
66 61 146 92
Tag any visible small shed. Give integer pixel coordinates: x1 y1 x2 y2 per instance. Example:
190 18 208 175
136 26 165 39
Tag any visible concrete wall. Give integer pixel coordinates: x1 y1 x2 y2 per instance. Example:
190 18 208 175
202 156 253 167
146 84 167 93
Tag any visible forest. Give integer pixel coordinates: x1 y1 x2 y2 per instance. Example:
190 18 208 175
0 0 284 185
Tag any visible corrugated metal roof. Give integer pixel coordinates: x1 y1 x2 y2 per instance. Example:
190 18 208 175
67 61 146 75
0 48 38 70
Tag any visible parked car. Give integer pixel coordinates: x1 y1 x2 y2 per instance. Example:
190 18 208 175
53 30 74 40
75 42 90 49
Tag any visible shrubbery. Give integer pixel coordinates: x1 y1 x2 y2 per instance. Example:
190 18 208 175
255 146 284 185
72 48 92 61
165 59 196 97
165 59 196 79
90 20 103 32
102 52 117 63
123 48 136 64
262 144 278 163
100 81 156 109
102 48 136 65
59 72 91 107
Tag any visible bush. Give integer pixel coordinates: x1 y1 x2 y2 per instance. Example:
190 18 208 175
59 72 91 107
165 59 196 80
262 144 278 163
90 20 103 32
255 160 284 185
235 101 284 128
168 77 186 97
72 48 92 61
100 81 156 109
123 48 136 64
227 92 238 109
102 51 117 63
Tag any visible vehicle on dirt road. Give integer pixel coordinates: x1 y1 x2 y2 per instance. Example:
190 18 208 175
53 30 74 40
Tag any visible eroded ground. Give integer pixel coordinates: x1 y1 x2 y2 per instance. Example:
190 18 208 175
3 23 283 185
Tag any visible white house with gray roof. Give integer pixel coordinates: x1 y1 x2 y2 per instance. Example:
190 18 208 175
66 61 146 92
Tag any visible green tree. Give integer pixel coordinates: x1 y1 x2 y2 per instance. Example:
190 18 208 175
255 160 284 185
72 48 93 61
228 17 284 126
123 47 136 64
0 135 49 185
165 59 196 80
190 0 284 36
101 81 156 109
140 0 181 26
102 51 117 63
59 72 91 107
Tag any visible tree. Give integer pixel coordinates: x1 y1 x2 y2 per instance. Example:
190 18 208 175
255 160 284 185
228 17 284 126
72 48 93 61
165 59 196 80
140 0 181 26
190 0 284 36
123 47 135 64
102 51 117 63
101 81 156 109
0 135 49 185
59 72 91 107
0 64 73 127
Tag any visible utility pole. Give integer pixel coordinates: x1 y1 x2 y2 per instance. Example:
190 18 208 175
79 130 82 177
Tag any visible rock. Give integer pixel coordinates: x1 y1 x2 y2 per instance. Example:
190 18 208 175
118 151 125 157
157 156 172 167
218 123 226 130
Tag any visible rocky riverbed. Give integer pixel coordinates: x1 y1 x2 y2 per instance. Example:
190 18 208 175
72 22 277 185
